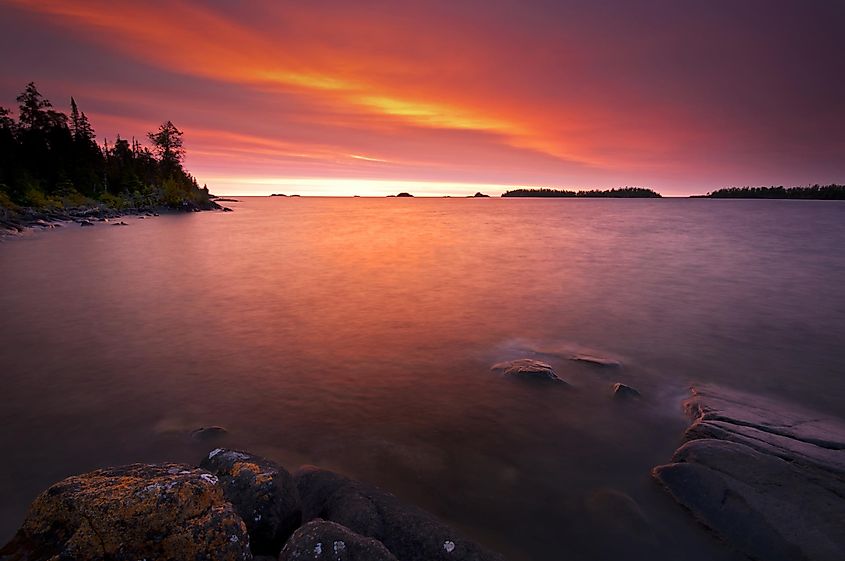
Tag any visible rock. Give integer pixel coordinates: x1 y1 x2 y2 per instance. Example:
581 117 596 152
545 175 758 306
192 426 228 440
490 359 566 383
0 463 251 561
584 488 657 551
223 207 234 212
569 354 622 368
78 220 94 227
200 449 301 556
612 383 641 399
295 466 504 561
111 221 129 226
279 520 397 561
652 385 845 561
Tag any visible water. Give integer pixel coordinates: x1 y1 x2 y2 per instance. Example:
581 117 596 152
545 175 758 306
1 197 844 560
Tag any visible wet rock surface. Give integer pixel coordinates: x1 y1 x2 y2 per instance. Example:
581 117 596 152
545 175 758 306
0 463 250 561
612 382 641 399
279 520 397 561
490 359 566 383
295 466 504 561
652 384 845 561
201 449 302 556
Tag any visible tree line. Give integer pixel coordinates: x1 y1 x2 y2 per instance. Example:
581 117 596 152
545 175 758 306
0 82 215 211
501 187 661 198
700 185 845 199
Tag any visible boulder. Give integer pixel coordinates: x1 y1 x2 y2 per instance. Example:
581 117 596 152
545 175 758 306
652 385 845 561
295 466 504 561
0 463 251 561
611 383 640 399
78 220 94 227
490 359 566 383
279 520 397 561
200 449 301 556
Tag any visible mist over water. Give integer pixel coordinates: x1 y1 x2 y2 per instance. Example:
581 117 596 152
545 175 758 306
1 197 844 560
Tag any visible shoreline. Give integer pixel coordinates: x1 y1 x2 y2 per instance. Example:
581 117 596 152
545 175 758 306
0 199 227 240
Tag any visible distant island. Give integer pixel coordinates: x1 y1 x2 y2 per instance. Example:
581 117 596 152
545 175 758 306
502 187 661 198
696 184 845 199
394 192 414 197
0 82 219 234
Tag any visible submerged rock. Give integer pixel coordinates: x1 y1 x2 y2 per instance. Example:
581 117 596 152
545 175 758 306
569 354 622 368
200 448 301 556
192 426 228 440
584 488 657 550
295 466 504 561
490 359 566 383
612 383 641 399
279 520 397 561
0 463 250 561
652 384 845 561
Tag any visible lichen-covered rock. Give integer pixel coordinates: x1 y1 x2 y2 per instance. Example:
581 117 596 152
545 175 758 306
0 463 251 561
279 520 397 561
295 466 504 561
490 359 566 384
652 385 845 561
200 449 301 556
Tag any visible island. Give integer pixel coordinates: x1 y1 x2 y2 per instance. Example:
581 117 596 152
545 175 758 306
0 82 221 235
501 187 661 198
694 184 845 199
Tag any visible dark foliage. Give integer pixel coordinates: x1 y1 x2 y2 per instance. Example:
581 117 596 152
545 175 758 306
702 185 845 199
0 82 214 211
501 187 661 198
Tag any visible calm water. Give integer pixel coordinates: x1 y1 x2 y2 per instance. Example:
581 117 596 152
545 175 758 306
1 197 844 560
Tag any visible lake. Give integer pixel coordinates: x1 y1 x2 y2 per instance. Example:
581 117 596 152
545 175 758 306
1 197 844 560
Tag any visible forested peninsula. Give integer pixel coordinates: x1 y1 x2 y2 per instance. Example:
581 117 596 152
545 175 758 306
501 187 661 198
0 82 219 234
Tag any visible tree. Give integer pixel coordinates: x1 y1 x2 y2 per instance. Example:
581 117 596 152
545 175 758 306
16 82 52 131
70 97 95 142
147 120 184 172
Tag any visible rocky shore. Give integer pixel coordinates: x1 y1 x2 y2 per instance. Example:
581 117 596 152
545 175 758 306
0 199 226 238
653 385 845 561
0 449 504 561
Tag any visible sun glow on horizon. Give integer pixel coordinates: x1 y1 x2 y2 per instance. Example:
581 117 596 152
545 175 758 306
205 177 512 197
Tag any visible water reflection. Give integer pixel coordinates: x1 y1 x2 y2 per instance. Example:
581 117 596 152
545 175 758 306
1 198 843 560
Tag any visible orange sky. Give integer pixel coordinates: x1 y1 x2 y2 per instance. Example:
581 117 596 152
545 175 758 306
1 0 843 195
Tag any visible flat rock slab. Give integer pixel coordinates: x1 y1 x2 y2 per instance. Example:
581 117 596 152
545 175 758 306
653 384 845 561
490 359 567 384
0 464 250 561
201 448 302 556
279 520 397 561
295 466 504 561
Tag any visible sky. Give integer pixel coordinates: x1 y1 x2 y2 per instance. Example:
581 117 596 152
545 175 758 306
1 0 843 196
